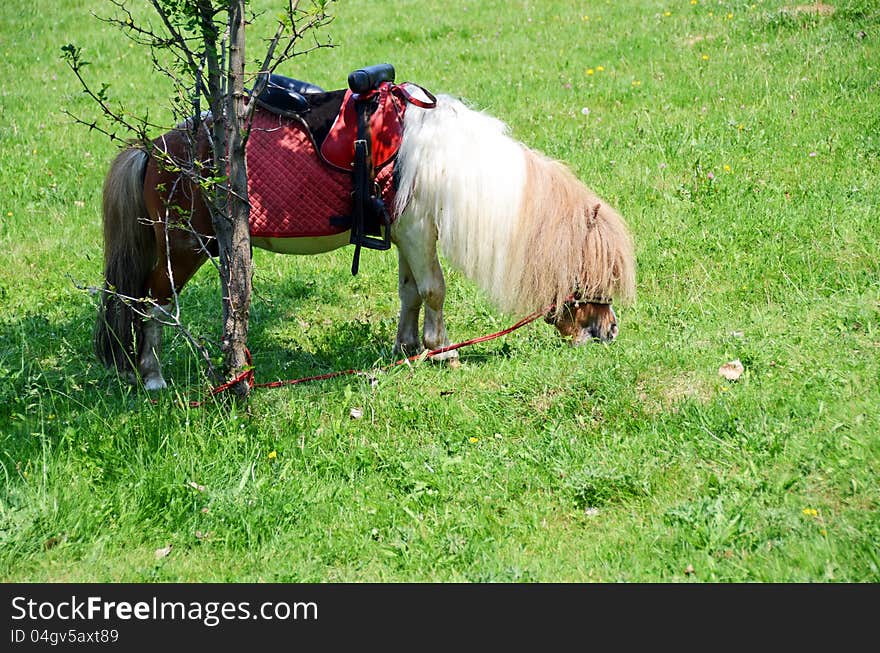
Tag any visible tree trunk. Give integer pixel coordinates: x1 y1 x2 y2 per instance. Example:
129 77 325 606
199 0 252 401
221 0 253 400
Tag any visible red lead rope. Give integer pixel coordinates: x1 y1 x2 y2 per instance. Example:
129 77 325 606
194 306 549 406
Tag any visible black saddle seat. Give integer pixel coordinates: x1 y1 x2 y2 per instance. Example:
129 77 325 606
256 74 325 115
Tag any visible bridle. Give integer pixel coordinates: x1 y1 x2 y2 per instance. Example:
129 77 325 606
569 289 614 306
569 297 613 307
545 294 613 321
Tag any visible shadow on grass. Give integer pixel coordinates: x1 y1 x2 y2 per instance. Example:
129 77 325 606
0 256 547 471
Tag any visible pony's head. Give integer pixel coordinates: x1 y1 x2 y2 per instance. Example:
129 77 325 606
545 298 618 345
512 149 636 344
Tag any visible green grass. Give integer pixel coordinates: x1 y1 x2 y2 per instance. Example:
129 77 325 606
1 0 878 582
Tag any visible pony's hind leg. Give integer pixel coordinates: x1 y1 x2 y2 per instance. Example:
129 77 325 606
139 232 208 390
140 303 171 390
138 250 176 390
392 217 458 362
394 250 423 356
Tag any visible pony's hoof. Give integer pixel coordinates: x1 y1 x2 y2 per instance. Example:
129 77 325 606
428 349 460 364
394 342 423 358
143 376 168 391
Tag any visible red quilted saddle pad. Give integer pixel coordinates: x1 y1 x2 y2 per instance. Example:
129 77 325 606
246 107 395 239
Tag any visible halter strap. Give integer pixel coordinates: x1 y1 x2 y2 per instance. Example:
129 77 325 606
568 293 613 306
544 294 613 319
573 297 613 306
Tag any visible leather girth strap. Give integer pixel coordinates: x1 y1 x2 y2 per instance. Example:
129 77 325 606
349 99 391 275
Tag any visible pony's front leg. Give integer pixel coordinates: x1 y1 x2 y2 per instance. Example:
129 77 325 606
394 250 423 356
139 303 170 391
420 265 458 361
392 217 458 362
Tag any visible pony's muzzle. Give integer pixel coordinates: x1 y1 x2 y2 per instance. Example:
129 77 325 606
578 318 618 344
546 302 618 345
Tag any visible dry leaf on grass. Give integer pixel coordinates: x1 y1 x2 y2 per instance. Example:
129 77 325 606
154 544 173 559
718 359 744 381
187 481 206 492
349 407 364 419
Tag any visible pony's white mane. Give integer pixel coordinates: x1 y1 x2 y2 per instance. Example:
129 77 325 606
395 95 635 314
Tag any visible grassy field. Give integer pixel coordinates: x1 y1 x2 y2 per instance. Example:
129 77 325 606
1 0 878 582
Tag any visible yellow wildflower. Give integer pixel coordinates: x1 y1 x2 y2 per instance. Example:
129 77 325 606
802 507 818 517
268 450 277 460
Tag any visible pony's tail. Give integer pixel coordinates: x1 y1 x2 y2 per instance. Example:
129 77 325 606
94 147 155 375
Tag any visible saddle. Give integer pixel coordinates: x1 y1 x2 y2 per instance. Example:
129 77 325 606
253 64 437 274
255 75 326 116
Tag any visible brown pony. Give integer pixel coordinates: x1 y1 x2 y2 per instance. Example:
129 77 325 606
95 92 636 389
